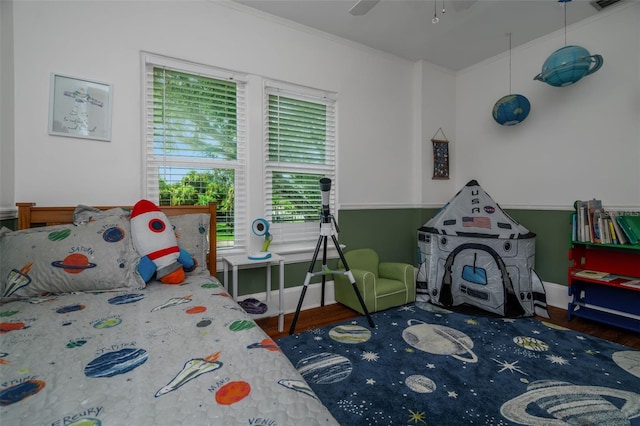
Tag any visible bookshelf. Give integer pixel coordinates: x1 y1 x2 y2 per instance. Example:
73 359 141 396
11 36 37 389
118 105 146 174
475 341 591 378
573 199 640 245
568 241 640 332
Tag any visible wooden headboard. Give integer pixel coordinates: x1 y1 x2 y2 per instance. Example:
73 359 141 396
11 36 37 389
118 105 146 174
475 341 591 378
16 202 217 277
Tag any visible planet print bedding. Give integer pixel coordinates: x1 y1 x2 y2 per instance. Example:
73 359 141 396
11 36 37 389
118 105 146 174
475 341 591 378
0 273 337 425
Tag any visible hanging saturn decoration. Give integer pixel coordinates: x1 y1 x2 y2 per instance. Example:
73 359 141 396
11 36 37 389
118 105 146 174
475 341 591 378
492 33 531 126
534 0 603 87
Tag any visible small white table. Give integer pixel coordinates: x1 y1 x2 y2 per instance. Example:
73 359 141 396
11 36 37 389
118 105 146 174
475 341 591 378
222 253 285 332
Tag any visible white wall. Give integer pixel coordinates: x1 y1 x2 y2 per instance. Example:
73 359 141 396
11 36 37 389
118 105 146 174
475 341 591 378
0 0 16 219
416 60 457 206
3 0 639 216
7 0 416 210
454 3 640 210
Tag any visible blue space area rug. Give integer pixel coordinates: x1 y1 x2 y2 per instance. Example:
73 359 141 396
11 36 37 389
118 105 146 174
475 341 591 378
276 302 640 425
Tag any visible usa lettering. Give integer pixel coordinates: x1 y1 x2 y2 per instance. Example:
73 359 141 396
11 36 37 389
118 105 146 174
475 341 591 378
471 189 480 213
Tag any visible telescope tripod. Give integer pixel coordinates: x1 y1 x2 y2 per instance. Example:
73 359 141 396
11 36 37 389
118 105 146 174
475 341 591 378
289 215 375 335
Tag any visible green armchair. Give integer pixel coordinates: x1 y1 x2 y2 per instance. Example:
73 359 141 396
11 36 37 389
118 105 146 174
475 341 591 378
334 248 415 314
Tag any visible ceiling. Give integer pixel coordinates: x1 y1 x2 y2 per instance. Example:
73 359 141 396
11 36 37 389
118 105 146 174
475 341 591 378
232 0 622 71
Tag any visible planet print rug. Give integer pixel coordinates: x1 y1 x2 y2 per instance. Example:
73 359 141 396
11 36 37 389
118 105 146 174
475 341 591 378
276 302 640 425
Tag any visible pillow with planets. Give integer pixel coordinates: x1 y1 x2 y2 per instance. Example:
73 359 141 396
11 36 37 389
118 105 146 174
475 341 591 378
0 213 145 299
168 213 211 275
72 205 210 276
72 205 131 225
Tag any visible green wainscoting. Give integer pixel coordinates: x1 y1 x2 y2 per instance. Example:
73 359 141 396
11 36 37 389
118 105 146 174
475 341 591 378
505 209 573 285
2 209 571 296
0 218 17 230
337 208 428 265
339 208 572 286
230 208 573 297
217 261 316 298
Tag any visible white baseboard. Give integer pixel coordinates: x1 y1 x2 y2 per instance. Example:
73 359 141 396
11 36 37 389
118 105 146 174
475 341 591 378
245 281 338 315
242 280 571 315
0 206 17 220
542 281 571 310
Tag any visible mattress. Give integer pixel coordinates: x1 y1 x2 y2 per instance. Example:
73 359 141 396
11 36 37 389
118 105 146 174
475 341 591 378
0 273 338 425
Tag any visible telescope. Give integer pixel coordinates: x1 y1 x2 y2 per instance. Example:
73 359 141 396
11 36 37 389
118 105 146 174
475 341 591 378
320 177 331 221
289 176 374 334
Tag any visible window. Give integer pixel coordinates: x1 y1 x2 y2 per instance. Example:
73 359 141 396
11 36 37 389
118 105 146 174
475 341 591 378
264 83 336 244
142 53 247 250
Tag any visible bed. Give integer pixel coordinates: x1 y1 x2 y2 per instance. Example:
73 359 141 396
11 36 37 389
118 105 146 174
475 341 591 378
1 202 338 425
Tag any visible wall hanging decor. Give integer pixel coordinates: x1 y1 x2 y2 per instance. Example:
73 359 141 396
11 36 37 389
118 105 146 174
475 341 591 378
493 33 531 126
431 128 449 180
48 73 113 141
533 0 603 87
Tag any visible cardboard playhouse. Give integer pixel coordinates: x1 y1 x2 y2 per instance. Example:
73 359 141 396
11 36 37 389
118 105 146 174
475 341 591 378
417 180 549 318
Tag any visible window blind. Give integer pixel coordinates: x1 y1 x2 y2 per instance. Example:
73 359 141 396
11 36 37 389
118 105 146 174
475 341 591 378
264 84 336 244
142 53 247 251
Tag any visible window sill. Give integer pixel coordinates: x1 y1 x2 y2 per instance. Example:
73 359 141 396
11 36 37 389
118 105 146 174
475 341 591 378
216 241 346 266
271 241 344 263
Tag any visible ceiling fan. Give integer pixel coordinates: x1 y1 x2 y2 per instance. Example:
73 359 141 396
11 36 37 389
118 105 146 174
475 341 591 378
348 0 477 16
349 0 379 16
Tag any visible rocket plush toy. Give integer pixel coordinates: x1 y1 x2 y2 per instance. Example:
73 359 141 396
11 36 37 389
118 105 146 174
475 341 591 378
130 199 196 284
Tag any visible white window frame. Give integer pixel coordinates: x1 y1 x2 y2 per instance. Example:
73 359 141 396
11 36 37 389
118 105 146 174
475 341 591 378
262 80 337 249
140 52 248 253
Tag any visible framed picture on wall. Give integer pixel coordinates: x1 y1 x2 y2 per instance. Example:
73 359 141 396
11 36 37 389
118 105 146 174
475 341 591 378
48 73 113 141
431 128 449 180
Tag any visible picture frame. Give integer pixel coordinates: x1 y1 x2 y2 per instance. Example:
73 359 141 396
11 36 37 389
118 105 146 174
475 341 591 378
431 128 450 180
48 73 112 141
432 139 449 180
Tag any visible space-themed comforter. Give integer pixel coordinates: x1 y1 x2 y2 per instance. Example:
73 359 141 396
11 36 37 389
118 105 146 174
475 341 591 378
0 273 338 425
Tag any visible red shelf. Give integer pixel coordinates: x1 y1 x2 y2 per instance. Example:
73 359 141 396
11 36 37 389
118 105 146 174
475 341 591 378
569 243 640 275
568 241 640 332
569 270 640 292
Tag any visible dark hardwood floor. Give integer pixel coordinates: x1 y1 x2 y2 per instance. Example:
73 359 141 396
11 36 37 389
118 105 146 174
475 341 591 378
256 303 640 350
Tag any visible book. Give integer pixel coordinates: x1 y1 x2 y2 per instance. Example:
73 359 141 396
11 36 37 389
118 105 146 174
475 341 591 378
593 209 605 243
573 270 610 279
603 218 610 243
620 279 640 289
574 200 590 242
587 199 602 243
616 215 640 245
609 211 629 245
607 218 618 244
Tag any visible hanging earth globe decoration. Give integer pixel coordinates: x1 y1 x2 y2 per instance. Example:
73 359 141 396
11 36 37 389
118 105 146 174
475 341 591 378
492 94 531 126
492 33 531 126
534 45 603 87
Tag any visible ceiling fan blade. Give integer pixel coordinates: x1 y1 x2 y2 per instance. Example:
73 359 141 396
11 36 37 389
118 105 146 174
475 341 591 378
452 0 478 12
349 0 380 16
